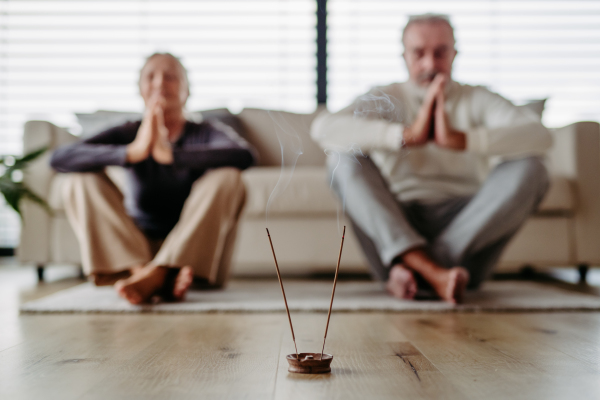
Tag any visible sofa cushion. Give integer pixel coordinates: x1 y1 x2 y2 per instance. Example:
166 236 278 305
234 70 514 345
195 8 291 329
241 167 576 218
237 108 326 167
537 175 575 213
241 166 338 217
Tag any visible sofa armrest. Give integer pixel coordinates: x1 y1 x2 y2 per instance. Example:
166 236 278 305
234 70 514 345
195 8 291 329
548 121 600 264
18 121 78 264
22 120 78 199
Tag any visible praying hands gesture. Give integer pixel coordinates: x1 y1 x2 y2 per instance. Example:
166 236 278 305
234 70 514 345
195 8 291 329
402 74 466 150
126 94 174 164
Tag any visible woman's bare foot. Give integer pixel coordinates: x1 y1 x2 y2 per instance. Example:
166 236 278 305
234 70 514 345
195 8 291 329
386 264 417 299
173 266 194 299
91 266 142 286
430 267 470 304
114 265 194 305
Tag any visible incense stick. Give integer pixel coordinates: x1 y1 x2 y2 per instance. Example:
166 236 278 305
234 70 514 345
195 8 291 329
321 225 346 358
266 228 299 360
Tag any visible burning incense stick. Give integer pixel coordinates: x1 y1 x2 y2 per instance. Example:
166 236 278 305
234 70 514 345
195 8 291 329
266 228 299 360
321 225 346 358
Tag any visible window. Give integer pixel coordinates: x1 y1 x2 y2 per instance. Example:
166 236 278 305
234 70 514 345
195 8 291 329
0 0 317 155
328 0 600 127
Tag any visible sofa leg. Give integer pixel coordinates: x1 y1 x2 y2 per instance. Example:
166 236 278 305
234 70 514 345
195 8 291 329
519 265 536 279
78 265 86 280
36 265 45 283
578 264 589 284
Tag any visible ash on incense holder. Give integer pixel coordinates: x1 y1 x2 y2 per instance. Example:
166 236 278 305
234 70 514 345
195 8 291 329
266 226 346 375
286 353 334 374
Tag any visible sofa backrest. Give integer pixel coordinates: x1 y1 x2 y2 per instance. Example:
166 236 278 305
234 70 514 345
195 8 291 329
74 107 327 168
237 107 326 167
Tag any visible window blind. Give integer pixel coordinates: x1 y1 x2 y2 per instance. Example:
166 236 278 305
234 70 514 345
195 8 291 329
0 0 316 247
0 0 317 156
327 0 600 128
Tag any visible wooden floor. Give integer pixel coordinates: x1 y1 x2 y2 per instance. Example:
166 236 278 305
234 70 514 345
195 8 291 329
1 261 600 400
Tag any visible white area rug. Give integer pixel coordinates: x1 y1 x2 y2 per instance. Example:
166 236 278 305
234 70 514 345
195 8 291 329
20 280 600 314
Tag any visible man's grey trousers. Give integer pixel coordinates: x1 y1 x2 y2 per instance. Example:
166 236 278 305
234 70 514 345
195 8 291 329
328 155 549 288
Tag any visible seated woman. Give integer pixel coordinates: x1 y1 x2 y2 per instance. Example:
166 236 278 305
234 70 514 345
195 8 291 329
50 53 256 304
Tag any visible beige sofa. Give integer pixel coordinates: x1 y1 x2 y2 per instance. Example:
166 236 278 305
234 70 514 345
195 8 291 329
18 108 600 281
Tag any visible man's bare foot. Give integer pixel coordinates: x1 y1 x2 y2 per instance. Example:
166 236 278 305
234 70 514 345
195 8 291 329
401 249 470 304
431 267 469 304
114 265 194 305
386 264 417 299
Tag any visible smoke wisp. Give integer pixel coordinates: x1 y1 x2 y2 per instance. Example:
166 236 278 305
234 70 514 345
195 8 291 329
265 110 304 226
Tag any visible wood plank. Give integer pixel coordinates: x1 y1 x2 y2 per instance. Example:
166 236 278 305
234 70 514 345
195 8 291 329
0 315 176 400
393 313 600 400
492 313 600 371
78 314 284 400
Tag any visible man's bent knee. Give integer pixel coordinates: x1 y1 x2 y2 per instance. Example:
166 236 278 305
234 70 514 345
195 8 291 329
326 154 370 189
499 156 550 200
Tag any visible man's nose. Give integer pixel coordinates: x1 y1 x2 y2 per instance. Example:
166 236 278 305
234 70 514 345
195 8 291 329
422 54 435 71
153 74 165 88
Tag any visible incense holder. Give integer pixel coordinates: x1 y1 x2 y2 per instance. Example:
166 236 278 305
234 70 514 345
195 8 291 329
286 353 333 374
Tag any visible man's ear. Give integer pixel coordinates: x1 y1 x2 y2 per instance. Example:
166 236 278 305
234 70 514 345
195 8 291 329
180 88 190 105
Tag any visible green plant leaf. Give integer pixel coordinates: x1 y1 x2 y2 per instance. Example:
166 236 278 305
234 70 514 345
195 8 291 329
7 147 48 176
0 147 52 218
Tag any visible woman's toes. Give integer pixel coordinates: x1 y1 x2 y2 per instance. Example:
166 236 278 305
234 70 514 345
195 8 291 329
173 266 194 299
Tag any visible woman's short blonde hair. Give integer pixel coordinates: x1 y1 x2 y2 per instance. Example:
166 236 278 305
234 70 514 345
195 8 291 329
139 52 189 92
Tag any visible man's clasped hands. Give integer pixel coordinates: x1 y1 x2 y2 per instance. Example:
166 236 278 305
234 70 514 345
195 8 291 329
403 74 466 150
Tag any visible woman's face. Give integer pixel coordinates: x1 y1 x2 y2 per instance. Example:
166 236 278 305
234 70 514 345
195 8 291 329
139 55 189 112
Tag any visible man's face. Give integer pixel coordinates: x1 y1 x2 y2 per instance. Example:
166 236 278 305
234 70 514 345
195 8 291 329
139 55 189 110
402 21 457 87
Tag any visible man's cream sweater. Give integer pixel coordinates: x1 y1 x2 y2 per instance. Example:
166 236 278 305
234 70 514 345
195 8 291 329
311 80 553 203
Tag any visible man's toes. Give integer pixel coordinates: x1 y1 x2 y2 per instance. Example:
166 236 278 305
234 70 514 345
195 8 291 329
407 278 418 299
173 266 194 299
386 264 417 300
444 267 469 304
451 268 469 304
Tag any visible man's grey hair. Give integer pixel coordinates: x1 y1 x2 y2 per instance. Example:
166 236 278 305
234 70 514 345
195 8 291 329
139 52 190 92
401 13 455 46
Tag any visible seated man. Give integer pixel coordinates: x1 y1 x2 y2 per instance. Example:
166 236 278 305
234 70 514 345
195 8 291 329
311 14 552 303
51 53 256 304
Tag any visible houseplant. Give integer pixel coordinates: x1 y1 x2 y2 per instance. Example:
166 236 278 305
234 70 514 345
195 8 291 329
0 147 51 217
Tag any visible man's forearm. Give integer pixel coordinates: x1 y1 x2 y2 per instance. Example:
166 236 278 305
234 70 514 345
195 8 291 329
311 112 403 152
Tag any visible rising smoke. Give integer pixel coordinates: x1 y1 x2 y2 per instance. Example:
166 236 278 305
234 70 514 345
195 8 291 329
264 89 402 234
264 110 304 226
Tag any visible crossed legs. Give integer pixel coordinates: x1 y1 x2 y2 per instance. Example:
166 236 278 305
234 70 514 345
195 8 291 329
62 167 246 304
328 154 549 303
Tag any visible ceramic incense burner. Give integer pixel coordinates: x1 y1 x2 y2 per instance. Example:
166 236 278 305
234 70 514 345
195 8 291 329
286 353 333 374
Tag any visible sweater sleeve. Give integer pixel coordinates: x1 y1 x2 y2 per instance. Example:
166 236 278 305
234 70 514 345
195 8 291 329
465 87 553 158
310 86 405 153
49 122 138 172
172 120 257 170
